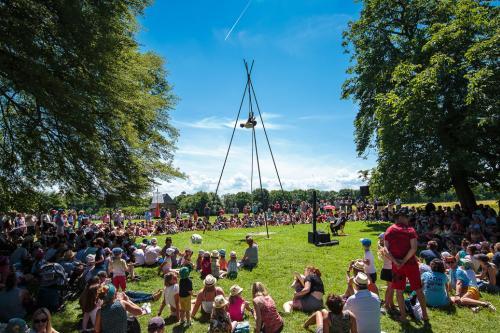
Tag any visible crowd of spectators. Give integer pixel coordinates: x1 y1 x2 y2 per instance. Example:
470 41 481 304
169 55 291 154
0 198 498 332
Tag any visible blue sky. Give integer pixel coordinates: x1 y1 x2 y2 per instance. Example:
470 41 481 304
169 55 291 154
137 0 375 196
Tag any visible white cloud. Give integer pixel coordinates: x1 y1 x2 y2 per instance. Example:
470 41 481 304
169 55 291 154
174 113 291 131
159 145 365 197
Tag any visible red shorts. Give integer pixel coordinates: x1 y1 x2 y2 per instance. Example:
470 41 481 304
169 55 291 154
391 262 421 291
112 275 127 291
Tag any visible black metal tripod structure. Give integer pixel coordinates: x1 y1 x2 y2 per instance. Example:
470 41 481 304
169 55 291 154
213 60 288 239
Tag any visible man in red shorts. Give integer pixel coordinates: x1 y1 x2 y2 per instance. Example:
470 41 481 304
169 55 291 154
384 208 429 322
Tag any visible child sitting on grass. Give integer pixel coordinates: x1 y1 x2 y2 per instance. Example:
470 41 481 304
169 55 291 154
227 251 238 279
208 295 233 333
201 251 212 279
228 285 253 322
180 248 194 272
159 248 175 276
196 249 204 272
219 249 228 272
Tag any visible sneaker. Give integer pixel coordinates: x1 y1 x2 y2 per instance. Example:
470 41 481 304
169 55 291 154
472 306 481 313
142 303 151 314
485 302 496 312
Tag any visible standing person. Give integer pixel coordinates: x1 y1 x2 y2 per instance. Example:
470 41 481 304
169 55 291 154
377 233 394 312
109 248 127 292
383 208 429 323
204 204 211 221
157 272 180 322
145 210 152 223
252 282 284 333
360 238 378 295
178 267 193 327
343 273 380 333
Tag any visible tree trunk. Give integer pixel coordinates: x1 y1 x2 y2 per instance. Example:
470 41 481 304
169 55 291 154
449 166 477 213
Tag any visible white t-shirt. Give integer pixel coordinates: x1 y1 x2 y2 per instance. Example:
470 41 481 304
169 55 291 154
364 250 376 274
164 284 179 308
344 289 380 333
145 245 161 265
133 249 145 266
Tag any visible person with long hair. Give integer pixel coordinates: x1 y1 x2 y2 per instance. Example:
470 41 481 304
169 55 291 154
30 308 59 333
283 266 324 313
304 294 357 333
252 282 283 333
79 276 101 332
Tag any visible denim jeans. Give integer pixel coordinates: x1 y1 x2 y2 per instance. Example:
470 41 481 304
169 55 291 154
125 290 153 303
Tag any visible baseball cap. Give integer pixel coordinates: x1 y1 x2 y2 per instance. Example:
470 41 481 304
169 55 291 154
147 317 165 332
360 238 372 246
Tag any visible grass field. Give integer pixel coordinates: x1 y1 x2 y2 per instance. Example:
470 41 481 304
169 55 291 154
52 222 500 333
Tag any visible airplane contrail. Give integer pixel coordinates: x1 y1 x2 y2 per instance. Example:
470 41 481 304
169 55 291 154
224 0 253 41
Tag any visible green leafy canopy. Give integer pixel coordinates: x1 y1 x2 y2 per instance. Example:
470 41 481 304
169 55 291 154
0 0 184 206
342 0 499 210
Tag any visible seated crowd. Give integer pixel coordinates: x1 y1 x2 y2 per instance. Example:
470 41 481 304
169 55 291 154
0 200 498 333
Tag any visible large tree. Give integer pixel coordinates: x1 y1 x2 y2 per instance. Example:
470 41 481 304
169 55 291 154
0 0 182 206
342 0 499 211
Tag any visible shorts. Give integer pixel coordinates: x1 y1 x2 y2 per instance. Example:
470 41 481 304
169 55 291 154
465 287 480 300
180 296 191 312
391 263 421 291
380 268 392 282
299 294 323 312
369 272 377 283
112 275 126 291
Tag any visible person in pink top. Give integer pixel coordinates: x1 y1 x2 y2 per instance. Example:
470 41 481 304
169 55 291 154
228 285 252 323
252 282 283 333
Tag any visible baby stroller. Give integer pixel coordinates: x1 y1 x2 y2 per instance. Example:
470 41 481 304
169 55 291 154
37 262 68 311
67 262 86 300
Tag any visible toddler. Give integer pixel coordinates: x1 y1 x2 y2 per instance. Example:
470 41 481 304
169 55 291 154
109 248 127 291
227 251 238 279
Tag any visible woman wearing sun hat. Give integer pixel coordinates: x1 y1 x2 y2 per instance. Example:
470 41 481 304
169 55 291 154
191 274 225 318
208 295 232 333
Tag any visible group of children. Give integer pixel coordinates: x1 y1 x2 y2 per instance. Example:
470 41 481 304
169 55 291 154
197 249 239 280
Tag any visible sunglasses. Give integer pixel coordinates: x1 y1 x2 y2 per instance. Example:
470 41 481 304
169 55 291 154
34 318 48 324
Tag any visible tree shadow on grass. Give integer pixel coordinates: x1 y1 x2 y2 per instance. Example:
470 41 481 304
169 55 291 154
359 223 392 234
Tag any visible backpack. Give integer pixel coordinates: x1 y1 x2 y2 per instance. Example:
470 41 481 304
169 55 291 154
39 262 67 287
234 321 250 333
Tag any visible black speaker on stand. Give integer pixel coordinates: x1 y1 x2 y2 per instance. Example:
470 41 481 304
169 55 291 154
308 190 339 246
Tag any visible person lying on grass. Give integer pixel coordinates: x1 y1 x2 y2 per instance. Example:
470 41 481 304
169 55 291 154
450 258 496 312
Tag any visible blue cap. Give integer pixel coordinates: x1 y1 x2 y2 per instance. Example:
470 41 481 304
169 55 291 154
378 233 385 239
112 247 123 255
360 238 372 246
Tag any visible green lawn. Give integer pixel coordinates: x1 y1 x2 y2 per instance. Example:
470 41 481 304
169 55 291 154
52 222 500 332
